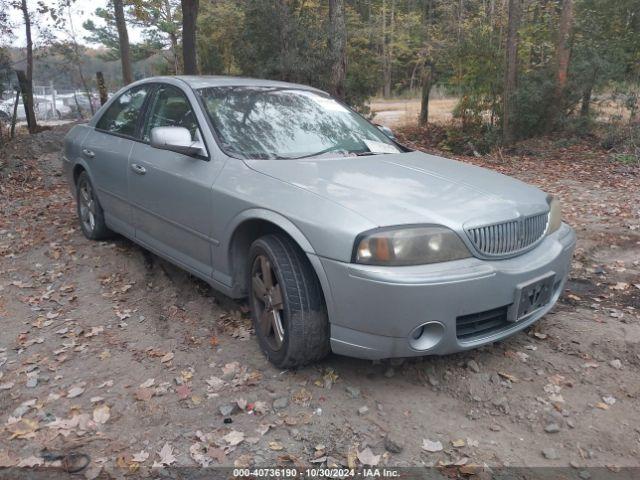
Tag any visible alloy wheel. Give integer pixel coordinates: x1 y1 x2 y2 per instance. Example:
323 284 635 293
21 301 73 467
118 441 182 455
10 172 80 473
251 254 285 351
78 179 96 233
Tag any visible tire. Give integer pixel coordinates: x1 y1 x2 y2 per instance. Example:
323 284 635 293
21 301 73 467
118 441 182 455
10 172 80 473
75 171 111 240
248 234 330 368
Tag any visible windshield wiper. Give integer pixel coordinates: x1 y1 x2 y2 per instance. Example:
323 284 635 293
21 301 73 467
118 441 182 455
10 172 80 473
352 151 382 156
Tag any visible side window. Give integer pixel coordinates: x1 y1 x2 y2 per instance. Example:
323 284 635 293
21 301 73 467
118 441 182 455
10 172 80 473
96 85 150 137
143 85 200 143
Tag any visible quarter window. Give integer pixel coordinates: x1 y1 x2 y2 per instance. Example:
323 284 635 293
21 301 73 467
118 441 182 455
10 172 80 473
143 85 200 143
96 85 149 137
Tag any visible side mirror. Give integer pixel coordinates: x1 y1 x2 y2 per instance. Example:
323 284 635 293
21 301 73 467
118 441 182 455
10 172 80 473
376 124 396 140
150 126 206 157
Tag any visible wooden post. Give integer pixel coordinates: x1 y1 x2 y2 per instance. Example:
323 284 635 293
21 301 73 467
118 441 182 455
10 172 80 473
15 69 38 133
72 92 85 120
10 89 20 139
96 72 108 106
50 81 58 119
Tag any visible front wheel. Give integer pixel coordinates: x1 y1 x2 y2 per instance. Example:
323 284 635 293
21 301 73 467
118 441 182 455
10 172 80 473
248 234 329 368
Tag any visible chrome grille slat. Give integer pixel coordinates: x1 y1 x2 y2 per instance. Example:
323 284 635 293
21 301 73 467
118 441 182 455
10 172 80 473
466 212 549 258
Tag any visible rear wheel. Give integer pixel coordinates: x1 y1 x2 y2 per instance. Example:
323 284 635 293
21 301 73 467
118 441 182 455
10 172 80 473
76 171 111 240
248 234 329 368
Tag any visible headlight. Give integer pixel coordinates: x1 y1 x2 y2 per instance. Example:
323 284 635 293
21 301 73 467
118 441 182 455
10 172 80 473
547 196 562 234
353 226 471 266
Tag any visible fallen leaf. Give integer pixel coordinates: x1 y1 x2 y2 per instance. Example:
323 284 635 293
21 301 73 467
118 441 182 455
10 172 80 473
0 451 16 467
422 438 443 452
160 352 174 363
498 372 519 382
205 376 225 392
234 453 253 468
223 430 245 446
135 387 154 402
459 464 483 475
140 378 155 388
93 404 110 424
154 442 176 467
292 388 312 405
17 456 43 468
256 423 272 436
208 447 226 464
189 443 210 467
176 384 192 400
67 386 85 398
132 451 149 463
7 418 39 439
357 447 380 466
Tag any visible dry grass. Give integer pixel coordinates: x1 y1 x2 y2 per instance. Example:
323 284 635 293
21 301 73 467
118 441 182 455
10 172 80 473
370 97 457 128
370 93 635 129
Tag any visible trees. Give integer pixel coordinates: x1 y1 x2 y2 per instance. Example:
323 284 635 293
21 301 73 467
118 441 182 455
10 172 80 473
8 0 38 133
113 0 133 84
181 0 199 74
503 0 521 144
129 0 182 74
0 0 636 145
548 0 574 128
328 0 347 100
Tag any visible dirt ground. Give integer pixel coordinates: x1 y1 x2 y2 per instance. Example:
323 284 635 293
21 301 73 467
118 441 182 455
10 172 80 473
0 125 639 478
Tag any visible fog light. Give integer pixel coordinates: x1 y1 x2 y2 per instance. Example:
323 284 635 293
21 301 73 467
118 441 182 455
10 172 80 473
408 322 445 351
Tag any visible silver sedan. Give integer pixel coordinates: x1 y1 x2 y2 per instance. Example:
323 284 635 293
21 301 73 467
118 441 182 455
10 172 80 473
63 76 576 367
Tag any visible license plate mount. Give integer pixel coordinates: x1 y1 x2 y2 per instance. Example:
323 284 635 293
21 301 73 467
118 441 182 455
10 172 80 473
508 273 556 322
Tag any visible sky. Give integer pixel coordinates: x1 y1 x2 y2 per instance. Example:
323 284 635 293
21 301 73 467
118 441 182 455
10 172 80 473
6 0 144 48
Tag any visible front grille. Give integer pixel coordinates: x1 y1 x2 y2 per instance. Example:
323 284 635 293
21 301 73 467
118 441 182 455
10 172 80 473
456 305 510 341
466 212 549 257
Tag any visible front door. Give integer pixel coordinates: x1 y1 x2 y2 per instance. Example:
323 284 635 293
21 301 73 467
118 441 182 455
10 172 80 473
82 84 151 236
128 84 218 278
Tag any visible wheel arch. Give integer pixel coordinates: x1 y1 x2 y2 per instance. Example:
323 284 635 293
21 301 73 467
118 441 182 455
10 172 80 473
72 163 87 185
224 210 335 322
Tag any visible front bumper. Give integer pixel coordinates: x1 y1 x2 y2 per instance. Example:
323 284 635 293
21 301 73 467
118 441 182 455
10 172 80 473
320 223 576 360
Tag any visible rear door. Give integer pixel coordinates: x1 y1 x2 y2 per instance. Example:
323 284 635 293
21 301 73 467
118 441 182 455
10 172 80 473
81 84 152 236
128 83 220 278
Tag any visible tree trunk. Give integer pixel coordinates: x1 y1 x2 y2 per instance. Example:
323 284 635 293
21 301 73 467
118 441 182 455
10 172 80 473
181 0 199 75
113 0 133 84
580 84 592 117
16 70 37 133
328 0 347 100
418 64 434 126
549 0 574 127
169 32 180 74
20 0 37 134
381 0 395 98
73 92 85 120
502 0 522 144
10 89 20 139
96 72 108 106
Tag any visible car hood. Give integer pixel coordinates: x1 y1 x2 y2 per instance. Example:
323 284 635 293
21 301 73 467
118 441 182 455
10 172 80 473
245 151 549 229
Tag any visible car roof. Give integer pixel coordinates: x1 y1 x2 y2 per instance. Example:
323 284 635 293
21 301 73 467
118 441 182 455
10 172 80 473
140 75 327 94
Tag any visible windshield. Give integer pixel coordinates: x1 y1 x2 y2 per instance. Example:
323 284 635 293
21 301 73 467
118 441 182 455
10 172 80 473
198 86 401 160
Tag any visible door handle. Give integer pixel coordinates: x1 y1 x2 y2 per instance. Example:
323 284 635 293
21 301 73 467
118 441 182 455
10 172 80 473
130 163 146 175
82 148 95 158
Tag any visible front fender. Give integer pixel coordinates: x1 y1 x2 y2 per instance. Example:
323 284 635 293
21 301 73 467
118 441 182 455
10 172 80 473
220 209 337 322
224 208 316 254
